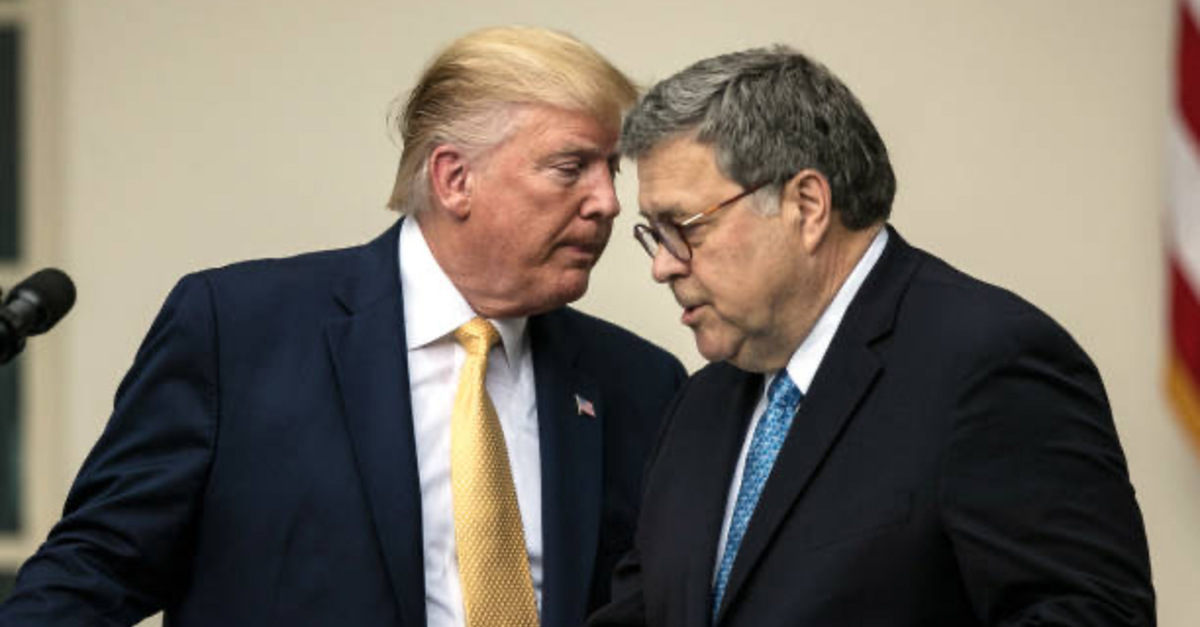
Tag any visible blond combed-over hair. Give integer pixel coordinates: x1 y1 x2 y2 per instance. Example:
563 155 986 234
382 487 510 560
387 26 638 213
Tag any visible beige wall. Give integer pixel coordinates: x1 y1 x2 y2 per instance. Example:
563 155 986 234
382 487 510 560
28 0 1197 623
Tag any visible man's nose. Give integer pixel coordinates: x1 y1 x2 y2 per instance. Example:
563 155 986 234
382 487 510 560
650 244 689 283
581 173 620 221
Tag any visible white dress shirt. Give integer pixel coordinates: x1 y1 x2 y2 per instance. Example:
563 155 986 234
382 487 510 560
712 227 889 577
399 217 543 627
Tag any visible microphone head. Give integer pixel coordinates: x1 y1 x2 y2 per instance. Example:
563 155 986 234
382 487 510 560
6 268 76 334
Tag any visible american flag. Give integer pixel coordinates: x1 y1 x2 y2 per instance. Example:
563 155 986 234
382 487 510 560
575 394 596 418
1166 0 1200 455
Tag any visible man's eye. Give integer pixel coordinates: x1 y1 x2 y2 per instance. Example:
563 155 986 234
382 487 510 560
552 162 583 179
677 219 709 240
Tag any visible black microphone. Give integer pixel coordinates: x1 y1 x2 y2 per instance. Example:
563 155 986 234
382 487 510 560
0 268 76 365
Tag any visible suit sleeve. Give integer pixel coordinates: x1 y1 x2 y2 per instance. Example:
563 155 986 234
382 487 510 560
588 546 648 627
0 275 220 627
939 311 1155 626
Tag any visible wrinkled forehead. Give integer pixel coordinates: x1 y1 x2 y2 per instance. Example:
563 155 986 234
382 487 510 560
635 137 739 219
479 104 620 166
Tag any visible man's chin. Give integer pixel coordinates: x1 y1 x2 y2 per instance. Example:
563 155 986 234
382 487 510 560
556 271 590 303
693 331 734 365
516 273 591 316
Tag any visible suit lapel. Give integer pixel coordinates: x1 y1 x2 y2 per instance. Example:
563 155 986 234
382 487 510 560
531 311 603 627
325 220 427 627
714 228 922 623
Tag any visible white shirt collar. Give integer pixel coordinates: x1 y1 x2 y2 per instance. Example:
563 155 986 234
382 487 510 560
777 226 889 395
398 217 528 365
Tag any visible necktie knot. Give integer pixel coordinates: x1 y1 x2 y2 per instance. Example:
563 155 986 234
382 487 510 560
766 370 802 410
455 317 500 358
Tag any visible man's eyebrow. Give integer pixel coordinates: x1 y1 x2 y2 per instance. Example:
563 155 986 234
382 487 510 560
638 205 688 221
543 145 610 162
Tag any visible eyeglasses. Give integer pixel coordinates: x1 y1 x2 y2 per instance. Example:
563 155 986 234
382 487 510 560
633 181 769 261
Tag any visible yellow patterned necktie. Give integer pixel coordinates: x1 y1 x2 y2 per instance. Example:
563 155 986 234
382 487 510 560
451 317 539 627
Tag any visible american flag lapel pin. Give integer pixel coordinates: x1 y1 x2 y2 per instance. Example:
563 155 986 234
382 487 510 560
575 394 596 418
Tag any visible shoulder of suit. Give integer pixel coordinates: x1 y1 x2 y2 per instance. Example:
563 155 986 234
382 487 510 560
154 241 375 327
183 241 365 298
902 245 1034 316
899 245 1088 361
552 306 683 370
204 243 363 283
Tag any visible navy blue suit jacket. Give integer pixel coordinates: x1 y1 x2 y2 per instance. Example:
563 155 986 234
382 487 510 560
590 228 1154 627
1 220 686 626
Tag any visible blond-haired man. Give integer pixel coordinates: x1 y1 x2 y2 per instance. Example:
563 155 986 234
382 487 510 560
0 27 684 627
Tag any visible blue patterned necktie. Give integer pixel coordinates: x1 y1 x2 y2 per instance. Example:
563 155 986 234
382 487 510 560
711 371 803 621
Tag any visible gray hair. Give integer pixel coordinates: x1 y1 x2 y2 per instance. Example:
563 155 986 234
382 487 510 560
621 46 895 229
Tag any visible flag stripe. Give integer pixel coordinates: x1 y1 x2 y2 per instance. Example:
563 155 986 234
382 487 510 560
1167 114 1200 282
1170 258 1200 381
1169 0 1200 459
1181 0 1200 144
1167 352 1200 454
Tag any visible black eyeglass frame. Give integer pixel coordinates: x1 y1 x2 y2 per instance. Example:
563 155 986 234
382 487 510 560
633 180 770 261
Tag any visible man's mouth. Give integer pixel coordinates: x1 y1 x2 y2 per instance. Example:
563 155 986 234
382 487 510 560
678 301 704 326
558 239 604 262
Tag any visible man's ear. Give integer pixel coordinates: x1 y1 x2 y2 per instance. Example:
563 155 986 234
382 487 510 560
782 169 833 253
428 144 473 219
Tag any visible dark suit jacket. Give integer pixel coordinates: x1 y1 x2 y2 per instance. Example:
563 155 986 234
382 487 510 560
0 220 686 626
590 227 1154 627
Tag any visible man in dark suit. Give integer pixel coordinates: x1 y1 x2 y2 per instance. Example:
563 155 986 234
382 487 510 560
0 27 685 626
589 46 1155 626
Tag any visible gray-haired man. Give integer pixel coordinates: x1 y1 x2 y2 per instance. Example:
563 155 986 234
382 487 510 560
590 46 1154 627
